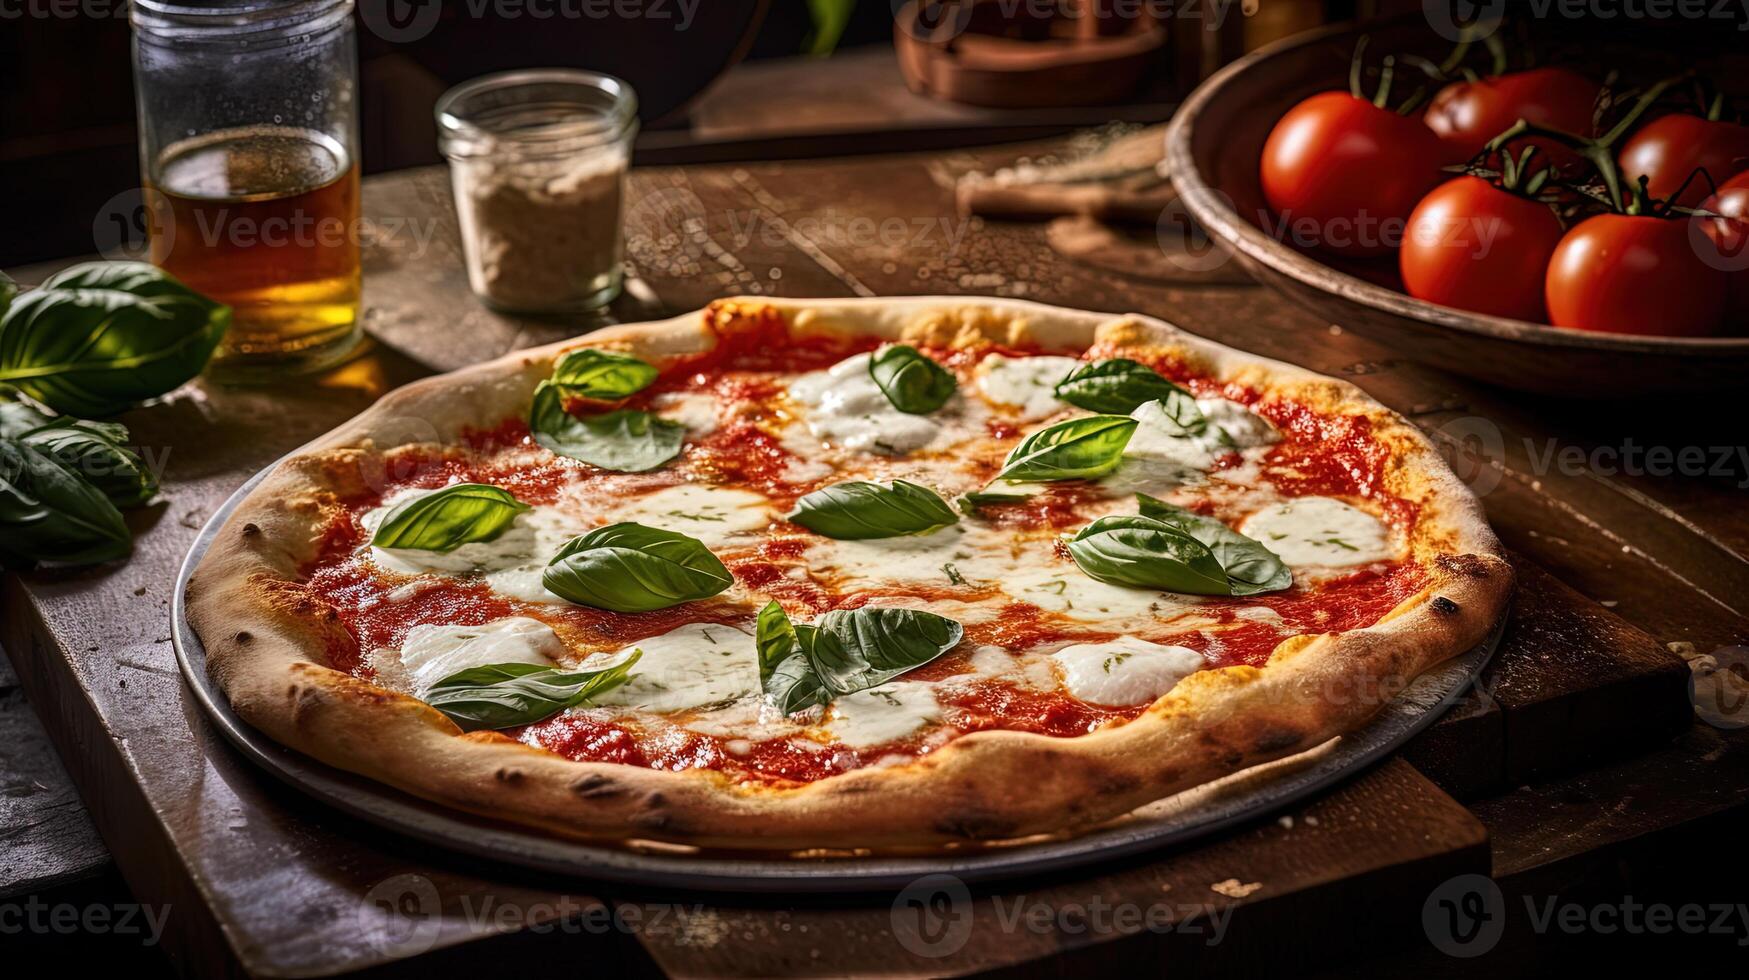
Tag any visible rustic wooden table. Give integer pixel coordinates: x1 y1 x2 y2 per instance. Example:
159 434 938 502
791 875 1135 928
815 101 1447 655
6 136 1749 977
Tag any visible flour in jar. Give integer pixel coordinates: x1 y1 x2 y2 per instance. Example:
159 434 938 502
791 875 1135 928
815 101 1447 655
452 152 626 312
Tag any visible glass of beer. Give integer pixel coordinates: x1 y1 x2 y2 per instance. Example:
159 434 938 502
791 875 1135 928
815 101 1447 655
132 0 363 381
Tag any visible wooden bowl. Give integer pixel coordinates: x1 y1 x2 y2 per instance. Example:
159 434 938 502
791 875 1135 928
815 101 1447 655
1163 19 1749 395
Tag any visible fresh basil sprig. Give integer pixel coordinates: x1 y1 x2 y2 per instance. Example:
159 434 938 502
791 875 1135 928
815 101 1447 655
549 348 658 400
955 487 1033 517
0 262 229 417
0 438 131 568
787 479 958 539
19 418 156 508
1136 494 1291 595
543 522 733 612
755 601 962 714
371 483 529 553
1054 358 1192 415
529 382 684 472
425 650 642 731
869 344 956 414
994 414 1137 483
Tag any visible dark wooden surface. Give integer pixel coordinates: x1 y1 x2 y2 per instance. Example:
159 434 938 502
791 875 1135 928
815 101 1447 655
4 136 1746 976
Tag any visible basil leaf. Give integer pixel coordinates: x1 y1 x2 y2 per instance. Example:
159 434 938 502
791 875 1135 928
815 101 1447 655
755 604 963 713
994 414 1138 482
0 262 229 417
542 522 733 612
1054 358 1192 415
0 438 132 568
371 483 529 553
1136 494 1292 595
787 479 958 539
425 649 642 731
756 601 827 714
1134 392 1225 445
1065 514 1232 595
806 607 963 695
21 418 156 508
0 271 16 316
529 382 684 472
550 348 658 400
868 344 956 414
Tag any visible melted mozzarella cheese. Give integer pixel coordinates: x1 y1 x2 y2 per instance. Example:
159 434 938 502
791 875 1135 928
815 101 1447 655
585 622 761 713
786 351 944 454
1123 399 1224 472
1050 637 1205 706
826 682 941 747
592 483 772 549
1239 496 1397 569
396 617 564 697
1196 398 1277 448
651 391 719 436
976 354 1081 420
1005 562 1201 624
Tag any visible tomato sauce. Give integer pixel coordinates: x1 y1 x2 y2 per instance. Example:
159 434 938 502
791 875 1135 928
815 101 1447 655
294 314 1428 784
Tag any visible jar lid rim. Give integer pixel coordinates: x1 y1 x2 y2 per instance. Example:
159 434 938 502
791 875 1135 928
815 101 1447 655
436 70 639 160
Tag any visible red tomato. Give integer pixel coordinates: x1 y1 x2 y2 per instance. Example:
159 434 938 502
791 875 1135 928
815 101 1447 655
1544 213 1726 336
1424 68 1599 170
1400 176 1565 322
1618 114 1749 208
1260 91 1449 257
1699 169 1749 328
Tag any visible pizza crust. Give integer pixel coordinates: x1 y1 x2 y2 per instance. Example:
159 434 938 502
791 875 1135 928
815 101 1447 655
188 296 1511 850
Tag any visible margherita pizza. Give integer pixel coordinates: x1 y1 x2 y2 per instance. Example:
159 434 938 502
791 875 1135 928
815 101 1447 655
188 297 1511 850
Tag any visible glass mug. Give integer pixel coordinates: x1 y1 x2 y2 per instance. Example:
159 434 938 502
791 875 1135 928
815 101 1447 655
131 0 363 380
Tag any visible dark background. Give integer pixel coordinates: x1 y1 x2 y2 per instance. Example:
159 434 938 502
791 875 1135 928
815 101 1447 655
5 0 1748 267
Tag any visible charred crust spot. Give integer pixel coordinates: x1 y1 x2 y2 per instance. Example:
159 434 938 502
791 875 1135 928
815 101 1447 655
494 767 525 786
241 523 261 538
234 631 253 644
645 791 667 808
1431 596 1461 615
571 774 623 799
828 781 875 795
1252 727 1302 754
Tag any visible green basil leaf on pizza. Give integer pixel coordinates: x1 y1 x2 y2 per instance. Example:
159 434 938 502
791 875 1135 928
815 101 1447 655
370 483 529 553
756 601 828 714
1053 358 1188 415
868 344 956 414
425 650 642 731
994 414 1137 483
529 381 684 472
787 479 958 539
756 603 962 713
1065 514 1233 595
549 348 659 400
542 521 732 612
1136 493 1291 595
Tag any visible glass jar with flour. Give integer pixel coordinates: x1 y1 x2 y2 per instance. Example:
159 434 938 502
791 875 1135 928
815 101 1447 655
436 70 637 313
